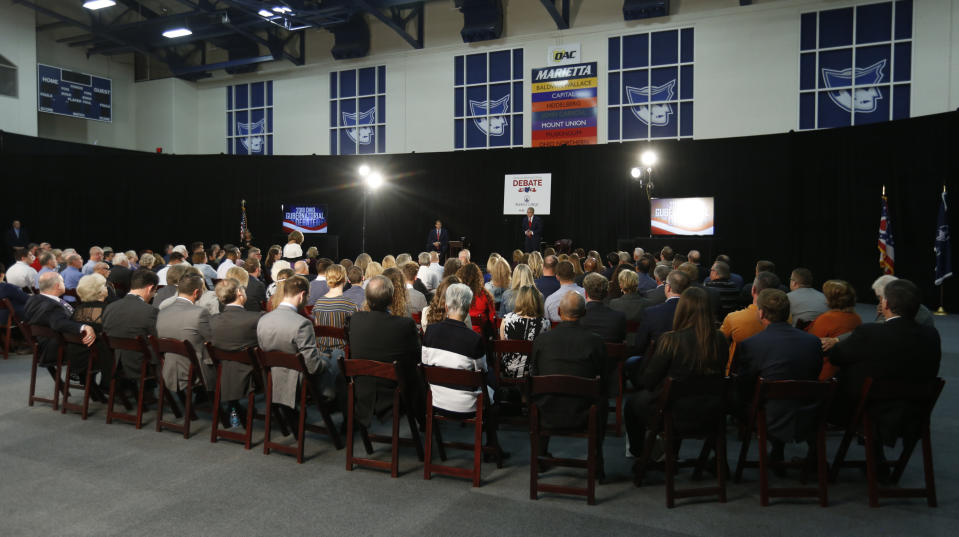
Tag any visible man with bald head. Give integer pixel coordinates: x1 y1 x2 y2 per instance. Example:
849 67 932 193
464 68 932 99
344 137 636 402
530 291 609 477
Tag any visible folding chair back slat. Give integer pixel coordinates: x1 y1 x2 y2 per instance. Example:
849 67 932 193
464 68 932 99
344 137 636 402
206 344 261 449
102 334 154 429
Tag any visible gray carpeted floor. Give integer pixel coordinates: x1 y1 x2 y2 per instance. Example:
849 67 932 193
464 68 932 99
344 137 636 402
1 304 956 536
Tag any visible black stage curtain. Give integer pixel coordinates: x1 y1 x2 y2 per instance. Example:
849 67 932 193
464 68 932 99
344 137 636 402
2 111 958 309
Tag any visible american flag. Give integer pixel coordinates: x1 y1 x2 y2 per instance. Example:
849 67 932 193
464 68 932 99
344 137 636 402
878 192 895 275
240 199 248 242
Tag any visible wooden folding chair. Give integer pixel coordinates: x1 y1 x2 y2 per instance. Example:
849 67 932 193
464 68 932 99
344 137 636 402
1 298 22 360
606 342 628 437
529 374 603 505
258 349 343 463
206 343 265 449
734 378 838 506
634 376 730 508
830 377 945 507
20 321 65 410
342 357 424 477
59 330 100 420
150 337 206 438
314 324 349 360
420 364 501 487
490 339 533 429
102 334 156 429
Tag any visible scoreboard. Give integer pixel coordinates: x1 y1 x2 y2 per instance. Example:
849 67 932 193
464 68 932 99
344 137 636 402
37 63 112 122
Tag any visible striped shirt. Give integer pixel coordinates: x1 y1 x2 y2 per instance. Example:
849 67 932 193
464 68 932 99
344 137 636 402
313 295 358 350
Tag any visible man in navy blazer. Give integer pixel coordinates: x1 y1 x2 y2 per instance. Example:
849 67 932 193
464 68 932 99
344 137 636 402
426 219 449 258
522 207 543 253
24 272 96 367
633 269 690 357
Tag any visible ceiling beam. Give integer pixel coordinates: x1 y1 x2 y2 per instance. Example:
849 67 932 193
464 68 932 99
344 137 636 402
354 0 424 49
539 0 570 30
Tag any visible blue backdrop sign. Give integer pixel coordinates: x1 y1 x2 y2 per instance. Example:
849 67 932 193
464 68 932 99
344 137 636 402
37 63 112 122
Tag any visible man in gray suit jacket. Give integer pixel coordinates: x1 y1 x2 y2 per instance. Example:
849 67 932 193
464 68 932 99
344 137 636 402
210 279 262 403
156 273 215 391
257 275 336 409
102 269 159 381
153 264 189 307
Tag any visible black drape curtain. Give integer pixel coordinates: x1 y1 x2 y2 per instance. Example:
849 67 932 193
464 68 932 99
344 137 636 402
2 111 957 309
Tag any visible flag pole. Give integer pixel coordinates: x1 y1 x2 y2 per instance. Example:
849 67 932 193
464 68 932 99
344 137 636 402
936 184 948 315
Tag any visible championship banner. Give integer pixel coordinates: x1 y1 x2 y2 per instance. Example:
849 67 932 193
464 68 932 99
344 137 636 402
530 62 597 147
504 173 551 215
283 205 328 234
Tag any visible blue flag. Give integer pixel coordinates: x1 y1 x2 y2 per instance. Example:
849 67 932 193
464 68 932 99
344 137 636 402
935 189 952 285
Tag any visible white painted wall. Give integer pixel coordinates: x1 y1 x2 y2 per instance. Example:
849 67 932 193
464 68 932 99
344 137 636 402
0 2 37 137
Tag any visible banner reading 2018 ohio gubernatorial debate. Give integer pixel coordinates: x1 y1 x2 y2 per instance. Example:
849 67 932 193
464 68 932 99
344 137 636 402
531 62 598 147
504 174 551 215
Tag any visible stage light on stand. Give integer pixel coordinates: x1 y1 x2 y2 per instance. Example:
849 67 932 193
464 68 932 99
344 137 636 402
366 172 383 190
630 167 641 179
630 149 658 199
641 150 657 167
358 164 371 177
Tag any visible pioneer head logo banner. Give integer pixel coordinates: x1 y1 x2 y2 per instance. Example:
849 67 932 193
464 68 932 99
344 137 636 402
237 119 265 153
342 107 376 145
625 80 676 126
822 59 886 113
469 95 510 136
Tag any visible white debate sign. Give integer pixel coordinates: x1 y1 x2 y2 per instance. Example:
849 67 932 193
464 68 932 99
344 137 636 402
504 173 551 215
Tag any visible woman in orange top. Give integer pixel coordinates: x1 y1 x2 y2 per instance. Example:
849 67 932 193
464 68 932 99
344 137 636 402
806 279 862 380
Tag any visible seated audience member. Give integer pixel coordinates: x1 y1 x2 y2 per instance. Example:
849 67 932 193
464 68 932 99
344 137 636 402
61 254 84 299
353 252 372 274
705 260 742 318
102 269 160 387
294 260 315 283
154 264 188 306
382 267 411 318
605 263 629 301
609 269 647 324
416 252 440 293
37 251 58 283
720 271 783 368
807 280 862 380
788 268 828 327
458 248 471 265
401 262 429 316
343 266 366 307
422 283 505 457
499 264 535 317
580 273 626 344
157 252 187 286
484 257 511 309
624 287 727 465
428 251 444 283
268 268 296 311
602 252 620 280
679 262 720 317
633 270 691 358
215 246 241 280
68 273 115 392
192 251 218 291
304 247 318 274
442 258 462 280
25 272 97 371
706 254 744 289
92 263 118 303
363 261 384 288
535 255 561 298
156 273 215 391
529 292 608 477
82 247 103 275
138 253 155 273
870 274 936 328
734 289 823 465
457 263 496 335
159 267 220 315
826 279 940 450
499 285 550 379
738 260 781 303
382 255 397 270
7 247 38 289
312 264 358 357
346 275 423 428
282 231 305 263
241 258 267 312
577 256 601 287
686 249 708 282
657 246 674 268
107 253 133 295
483 254 499 284
0 262 30 325
543 261 585 323
209 278 262 418
267 260 293 298
423 276 469 332
641 264 671 307
257 275 338 411
125 250 139 271
527 251 544 279
263 246 282 283
150 253 167 272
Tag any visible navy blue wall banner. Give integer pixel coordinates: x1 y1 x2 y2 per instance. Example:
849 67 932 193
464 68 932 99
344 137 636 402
37 63 112 122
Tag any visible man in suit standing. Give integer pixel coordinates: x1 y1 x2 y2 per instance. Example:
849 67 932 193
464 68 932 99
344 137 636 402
210 278 263 414
102 269 159 384
530 291 608 476
426 219 449 260
522 207 543 253
257 275 336 411
3 220 29 262
24 272 97 368
242 258 267 312
156 273 215 392
347 275 422 428
734 289 823 465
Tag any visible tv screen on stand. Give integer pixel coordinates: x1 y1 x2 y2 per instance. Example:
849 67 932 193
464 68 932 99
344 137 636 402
650 197 714 236
282 204 329 234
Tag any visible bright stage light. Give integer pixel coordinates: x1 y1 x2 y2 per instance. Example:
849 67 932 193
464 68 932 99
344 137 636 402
366 172 383 190
630 167 641 179
641 150 657 167
83 0 116 10
162 28 193 38
358 164 371 177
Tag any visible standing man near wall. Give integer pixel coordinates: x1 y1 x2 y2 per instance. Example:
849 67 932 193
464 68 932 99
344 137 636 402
522 207 543 253
426 219 449 261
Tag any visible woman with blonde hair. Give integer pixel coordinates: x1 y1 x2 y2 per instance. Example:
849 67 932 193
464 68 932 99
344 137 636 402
354 252 372 273
382 255 396 269
313 264 357 353
484 257 511 310
69 273 114 393
807 279 862 380
363 261 384 288
382 267 409 317
527 251 544 279
498 264 536 317
499 285 550 379
282 230 304 262
570 255 584 277
511 249 524 267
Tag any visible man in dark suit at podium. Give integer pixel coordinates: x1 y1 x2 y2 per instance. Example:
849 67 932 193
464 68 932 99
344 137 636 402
522 207 543 253
426 219 449 259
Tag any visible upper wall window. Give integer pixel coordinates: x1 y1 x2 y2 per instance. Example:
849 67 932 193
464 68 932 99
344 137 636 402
227 81 273 155
0 53 17 98
454 49 524 149
799 1 912 130
608 28 694 142
330 66 386 155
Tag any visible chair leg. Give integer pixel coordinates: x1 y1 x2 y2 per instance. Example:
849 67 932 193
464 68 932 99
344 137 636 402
921 424 938 507
27 353 39 406
818 425 829 507
735 418 754 483
472 416 482 488
434 420 448 462
296 405 306 464
717 427 728 503
664 422 676 508
155 376 167 432
82 356 94 420
864 418 880 508
390 399 401 478
587 411 596 505
830 425 857 483
244 391 255 450
106 367 118 424
407 409 424 462
183 378 194 439
424 405 433 481
52 358 64 411
318 401 343 450
529 431 539 500
135 369 147 429
263 376 273 455
345 386 354 470
890 436 919 485
211 378 222 444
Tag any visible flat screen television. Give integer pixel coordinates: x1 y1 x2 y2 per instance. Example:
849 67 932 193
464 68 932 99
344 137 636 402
650 197 715 236
282 204 328 234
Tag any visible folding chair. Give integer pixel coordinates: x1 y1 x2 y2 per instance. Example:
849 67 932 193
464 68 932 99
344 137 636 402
529 374 603 505
734 378 838 506
59 330 101 420
102 334 156 429
490 339 533 429
831 377 945 507
342 357 424 477
1 298 22 360
21 321 65 410
206 344 263 449
150 337 206 438
606 342 628 437
634 376 730 508
314 324 349 360
258 349 343 463
421 364 502 487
